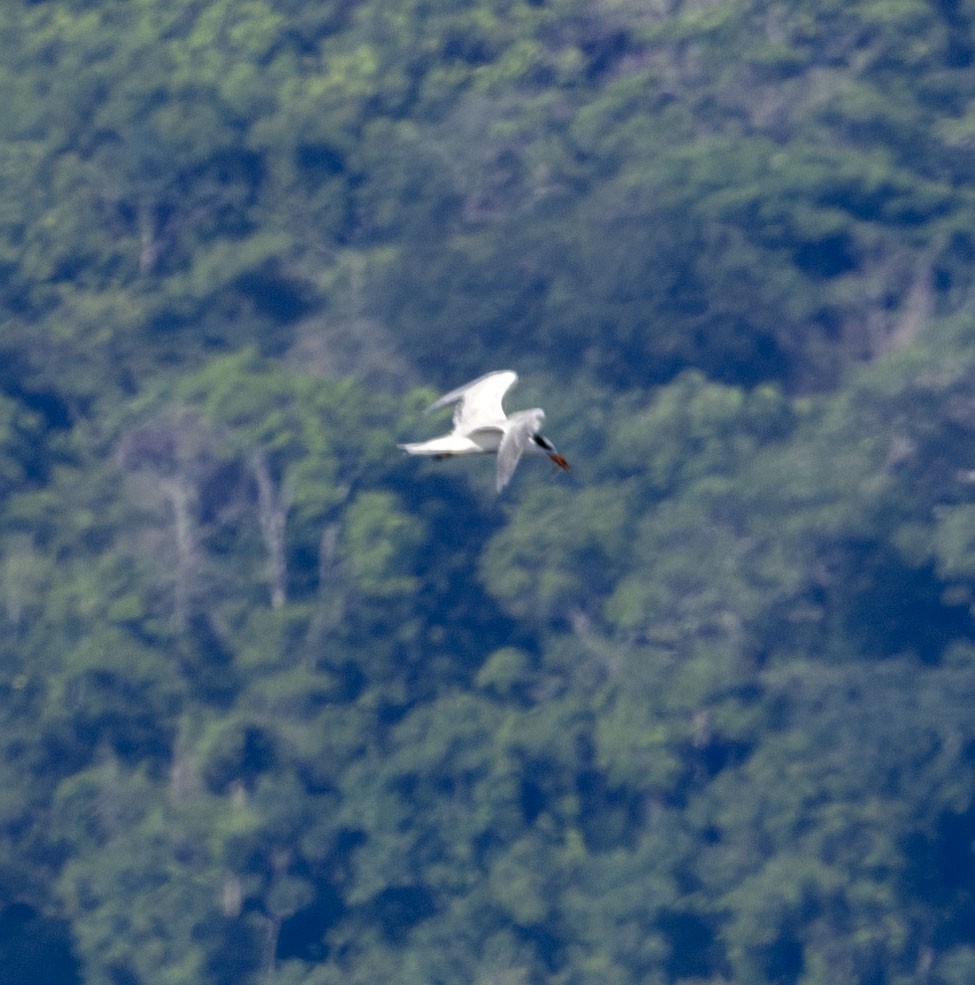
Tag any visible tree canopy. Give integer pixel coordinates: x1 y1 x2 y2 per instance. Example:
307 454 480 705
3 0 975 983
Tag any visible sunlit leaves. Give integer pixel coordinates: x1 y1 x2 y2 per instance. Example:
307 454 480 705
4 0 975 981
481 485 631 625
338 491 424 600
934 505 975 581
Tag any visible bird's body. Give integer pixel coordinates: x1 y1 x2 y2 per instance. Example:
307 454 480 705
399 370 570 491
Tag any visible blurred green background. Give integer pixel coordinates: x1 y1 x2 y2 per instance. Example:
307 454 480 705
3 0 975 982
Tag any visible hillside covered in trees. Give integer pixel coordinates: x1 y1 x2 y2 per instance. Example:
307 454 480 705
3 0 975 982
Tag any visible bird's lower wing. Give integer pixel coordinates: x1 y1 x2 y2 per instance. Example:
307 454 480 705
494 420 533 491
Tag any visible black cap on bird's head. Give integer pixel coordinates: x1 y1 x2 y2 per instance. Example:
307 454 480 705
532 433 571 472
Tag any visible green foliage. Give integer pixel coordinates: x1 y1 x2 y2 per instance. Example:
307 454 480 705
481 483 633 624
3 0 975 982
338 491 423 599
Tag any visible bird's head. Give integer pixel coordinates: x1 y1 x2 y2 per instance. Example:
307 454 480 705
532 434 571 473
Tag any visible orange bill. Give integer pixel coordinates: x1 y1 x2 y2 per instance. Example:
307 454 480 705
549 453 571 472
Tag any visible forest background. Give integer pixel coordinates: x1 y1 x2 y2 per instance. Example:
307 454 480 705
3 0 975 983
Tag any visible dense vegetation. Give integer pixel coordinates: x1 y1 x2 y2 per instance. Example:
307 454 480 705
3 0 975 982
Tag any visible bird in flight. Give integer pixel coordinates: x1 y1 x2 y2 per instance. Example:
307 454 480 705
399 370 571 492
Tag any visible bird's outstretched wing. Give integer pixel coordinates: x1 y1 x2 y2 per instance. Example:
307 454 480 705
494 409 544 492
426 370 518 434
